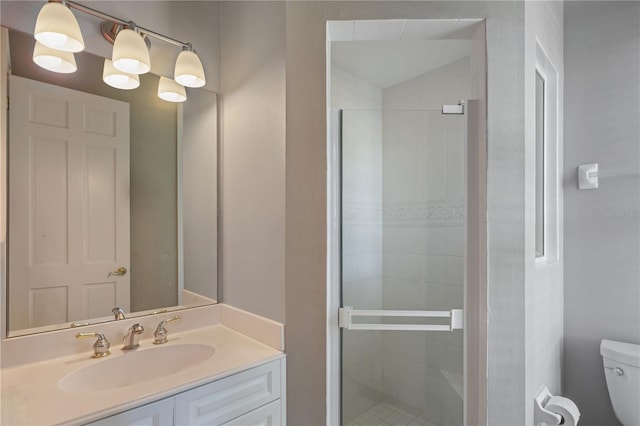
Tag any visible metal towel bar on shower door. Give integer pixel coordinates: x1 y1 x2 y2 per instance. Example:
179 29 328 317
338 307 463 331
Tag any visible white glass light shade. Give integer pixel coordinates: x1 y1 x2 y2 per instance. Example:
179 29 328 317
34 2 84 53
112 29 150 75
174 50 206 88
103 59 140 90
158 77 186 102
33 41 77 73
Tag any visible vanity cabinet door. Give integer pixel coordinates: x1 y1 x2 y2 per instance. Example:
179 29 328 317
84 398 174 426
222 400 281 426
174 360 281 425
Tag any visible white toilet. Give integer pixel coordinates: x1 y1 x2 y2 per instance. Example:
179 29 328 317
600 339 640 426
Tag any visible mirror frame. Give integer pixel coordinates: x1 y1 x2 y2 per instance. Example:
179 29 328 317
1 27 8 339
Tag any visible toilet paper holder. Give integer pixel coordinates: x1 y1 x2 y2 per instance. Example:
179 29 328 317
534 386 564 426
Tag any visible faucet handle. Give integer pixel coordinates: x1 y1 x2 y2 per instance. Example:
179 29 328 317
153 316 180 345
112 307 126 320
76 332 111 358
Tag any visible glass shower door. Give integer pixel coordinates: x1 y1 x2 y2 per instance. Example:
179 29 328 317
340 109 466 426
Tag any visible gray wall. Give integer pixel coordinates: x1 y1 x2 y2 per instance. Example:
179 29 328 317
564 3 640 426
219 2 286 323
524 3 564 425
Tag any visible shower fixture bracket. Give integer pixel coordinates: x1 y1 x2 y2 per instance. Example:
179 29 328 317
442 104 464 115
578 163 599 189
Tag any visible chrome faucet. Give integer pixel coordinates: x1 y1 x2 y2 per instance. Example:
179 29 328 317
76 332 111 358
153 316 180 344
112 307 126 320
122 323 144 350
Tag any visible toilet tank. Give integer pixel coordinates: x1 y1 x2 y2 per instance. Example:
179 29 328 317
600 339 640 426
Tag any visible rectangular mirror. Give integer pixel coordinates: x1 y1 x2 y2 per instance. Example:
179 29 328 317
2 28 218 337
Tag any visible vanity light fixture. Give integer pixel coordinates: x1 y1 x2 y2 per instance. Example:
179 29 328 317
102 59 140 90
111 26 150 75
158 76 187 103
32 41 77 73
31 0 207 98
34 1 84 52
174 45 206 88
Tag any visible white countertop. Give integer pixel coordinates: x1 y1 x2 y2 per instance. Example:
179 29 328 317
1 325 284 425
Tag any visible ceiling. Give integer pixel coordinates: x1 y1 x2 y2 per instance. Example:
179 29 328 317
332 39 470 89
328 19 482 42
328 19 479 89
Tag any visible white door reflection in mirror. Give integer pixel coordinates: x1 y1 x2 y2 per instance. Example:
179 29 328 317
9 75 130 330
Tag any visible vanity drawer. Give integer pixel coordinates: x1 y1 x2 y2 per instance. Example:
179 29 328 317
174 360 281 425
222 400 281 426
85 398 174 426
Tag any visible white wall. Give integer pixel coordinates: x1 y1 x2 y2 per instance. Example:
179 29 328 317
564 3 640 425
219 2 286 323
523 2 564 425
383 57 470 111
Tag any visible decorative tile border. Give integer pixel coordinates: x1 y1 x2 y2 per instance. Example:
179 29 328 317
383 199 465 227
342 201 382 224
343 199 465 228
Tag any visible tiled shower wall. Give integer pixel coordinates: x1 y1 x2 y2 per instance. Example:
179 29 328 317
332 66 385 423
380 57 470 425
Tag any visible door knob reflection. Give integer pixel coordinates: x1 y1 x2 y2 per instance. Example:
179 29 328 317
108 267 128 277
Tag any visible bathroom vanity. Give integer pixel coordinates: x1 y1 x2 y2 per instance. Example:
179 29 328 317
1 304 286 425
87 358 284 425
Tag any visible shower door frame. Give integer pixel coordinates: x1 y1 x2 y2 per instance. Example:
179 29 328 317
326 101 487 425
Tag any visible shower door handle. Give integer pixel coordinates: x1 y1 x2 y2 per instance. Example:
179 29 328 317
338 307 463 331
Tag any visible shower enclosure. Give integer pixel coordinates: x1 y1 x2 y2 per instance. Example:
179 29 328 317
339 108 467 426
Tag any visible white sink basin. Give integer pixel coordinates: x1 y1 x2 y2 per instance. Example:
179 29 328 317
58 344 215 392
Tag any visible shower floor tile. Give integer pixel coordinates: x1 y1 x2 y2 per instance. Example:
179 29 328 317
345 401 435 426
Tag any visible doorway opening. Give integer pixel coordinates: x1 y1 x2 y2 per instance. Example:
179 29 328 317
326 19 487 426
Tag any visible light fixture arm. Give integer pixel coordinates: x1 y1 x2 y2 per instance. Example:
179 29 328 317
49 0 192 49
